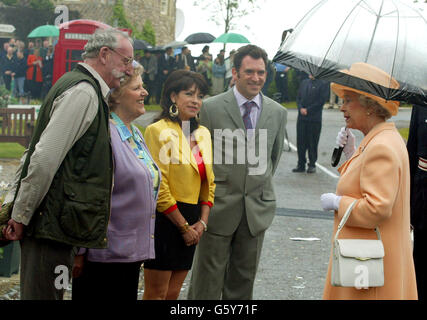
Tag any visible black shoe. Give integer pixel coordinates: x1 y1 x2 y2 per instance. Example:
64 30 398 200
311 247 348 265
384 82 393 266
292 167 305 173
307 166 316 173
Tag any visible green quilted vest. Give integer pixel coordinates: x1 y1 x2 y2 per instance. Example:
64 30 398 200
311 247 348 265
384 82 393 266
18 64 113 248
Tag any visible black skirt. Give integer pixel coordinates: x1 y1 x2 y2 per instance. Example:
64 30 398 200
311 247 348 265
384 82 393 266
144 201 200 271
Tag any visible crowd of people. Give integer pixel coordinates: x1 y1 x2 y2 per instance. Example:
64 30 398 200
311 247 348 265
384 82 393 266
137 44 235 104
137 44 294 105
0 35 294 106
0 38 54 101
0 27 425 302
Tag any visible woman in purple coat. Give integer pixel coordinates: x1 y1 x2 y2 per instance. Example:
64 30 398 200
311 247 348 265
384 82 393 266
71 62 160 300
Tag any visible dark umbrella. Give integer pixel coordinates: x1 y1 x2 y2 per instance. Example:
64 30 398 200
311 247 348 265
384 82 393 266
146 46 166 53
184 32 216 44
133 39 153 50
273 0 427 166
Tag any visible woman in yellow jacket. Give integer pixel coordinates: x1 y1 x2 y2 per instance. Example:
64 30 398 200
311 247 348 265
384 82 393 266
143 70 215 300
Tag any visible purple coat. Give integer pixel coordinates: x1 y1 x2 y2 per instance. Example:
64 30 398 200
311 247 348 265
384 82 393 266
82 121 159 263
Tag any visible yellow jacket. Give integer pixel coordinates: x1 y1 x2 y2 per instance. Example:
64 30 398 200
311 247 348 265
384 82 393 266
144 119 215 213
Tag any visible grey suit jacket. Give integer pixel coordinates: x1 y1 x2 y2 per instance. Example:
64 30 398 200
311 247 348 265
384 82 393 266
200 89 287 237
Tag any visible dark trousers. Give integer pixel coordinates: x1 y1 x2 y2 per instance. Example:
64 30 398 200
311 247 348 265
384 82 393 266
155 77 166 104
143 75 155 105
3 74 12 91
72 260 143 300
20 237 75 300
413 228 427 300
296 120 321 168
275 72 288 102
29 80 42 99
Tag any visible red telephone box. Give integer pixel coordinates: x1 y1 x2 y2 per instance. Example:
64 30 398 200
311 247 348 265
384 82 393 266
52 19 131 85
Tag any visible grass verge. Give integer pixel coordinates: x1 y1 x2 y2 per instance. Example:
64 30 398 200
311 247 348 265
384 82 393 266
0 142 25 159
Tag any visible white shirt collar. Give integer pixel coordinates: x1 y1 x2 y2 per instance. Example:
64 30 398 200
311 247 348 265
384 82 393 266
233 85 261 109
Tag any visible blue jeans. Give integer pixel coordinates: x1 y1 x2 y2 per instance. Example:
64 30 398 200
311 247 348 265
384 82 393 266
14 77 25 96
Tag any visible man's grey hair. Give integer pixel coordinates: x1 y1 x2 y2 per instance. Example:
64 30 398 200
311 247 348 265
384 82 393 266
82 28 133 60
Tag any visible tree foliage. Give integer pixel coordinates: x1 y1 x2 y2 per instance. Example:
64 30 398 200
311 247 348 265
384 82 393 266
0 0 79 41
111 0 156 46
193 0 257 34
140 20 156 46
111 0 133 30
1 0 53 9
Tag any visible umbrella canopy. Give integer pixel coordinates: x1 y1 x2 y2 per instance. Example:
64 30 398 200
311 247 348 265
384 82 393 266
273 0 427 107
213 32 250 44
133 39 153 50
28 25 59 38
162 40 188 49
184 32 216 44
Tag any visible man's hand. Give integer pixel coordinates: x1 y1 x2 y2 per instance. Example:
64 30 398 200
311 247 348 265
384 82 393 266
3 219 25 241
300 108 308 116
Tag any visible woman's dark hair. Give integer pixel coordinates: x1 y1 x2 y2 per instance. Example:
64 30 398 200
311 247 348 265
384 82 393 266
156 70 209 132
233 44 268 73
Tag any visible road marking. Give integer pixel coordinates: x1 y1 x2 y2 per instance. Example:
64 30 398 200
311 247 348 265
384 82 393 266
276 207 333 220
286 140 340 179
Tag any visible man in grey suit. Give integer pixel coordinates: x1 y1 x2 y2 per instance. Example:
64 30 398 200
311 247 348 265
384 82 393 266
188 45 287 300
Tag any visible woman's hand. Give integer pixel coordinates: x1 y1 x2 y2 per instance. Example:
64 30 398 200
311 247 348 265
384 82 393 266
193 221 206 238
182 227 199 246
320 193 342 211
336 127 356 160
72 255 85 279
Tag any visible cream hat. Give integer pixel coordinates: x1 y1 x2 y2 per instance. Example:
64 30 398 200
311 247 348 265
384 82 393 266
331 62 400 116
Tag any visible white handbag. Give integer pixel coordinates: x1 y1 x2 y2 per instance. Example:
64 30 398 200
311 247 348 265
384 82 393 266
331 200 385 288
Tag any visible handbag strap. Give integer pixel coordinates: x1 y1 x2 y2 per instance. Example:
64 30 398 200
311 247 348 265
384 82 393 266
334 200 381 242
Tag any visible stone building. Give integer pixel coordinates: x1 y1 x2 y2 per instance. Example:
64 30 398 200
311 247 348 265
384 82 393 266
51 0 176 45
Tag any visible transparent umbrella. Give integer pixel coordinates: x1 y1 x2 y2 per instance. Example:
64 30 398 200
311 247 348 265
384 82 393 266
273 0 427 107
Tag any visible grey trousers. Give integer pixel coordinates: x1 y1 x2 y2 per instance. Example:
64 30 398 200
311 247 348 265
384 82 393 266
187 212 265 300
20 237 75 300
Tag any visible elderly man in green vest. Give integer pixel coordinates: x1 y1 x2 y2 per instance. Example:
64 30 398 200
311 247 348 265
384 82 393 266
1 28 134 300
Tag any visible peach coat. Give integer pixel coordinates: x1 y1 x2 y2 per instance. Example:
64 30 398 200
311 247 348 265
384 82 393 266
323 122 418 300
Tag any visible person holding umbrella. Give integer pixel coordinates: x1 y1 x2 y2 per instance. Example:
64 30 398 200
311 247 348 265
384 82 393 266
320 62 417 300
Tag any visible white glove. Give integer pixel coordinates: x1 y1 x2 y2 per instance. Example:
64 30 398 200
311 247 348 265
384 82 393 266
320 193 342 211
336 127 356 160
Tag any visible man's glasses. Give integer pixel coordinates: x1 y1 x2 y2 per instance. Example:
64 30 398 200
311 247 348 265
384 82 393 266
107 47 133 66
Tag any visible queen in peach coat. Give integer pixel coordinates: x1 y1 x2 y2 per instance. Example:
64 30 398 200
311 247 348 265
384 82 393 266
321 63 418 300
